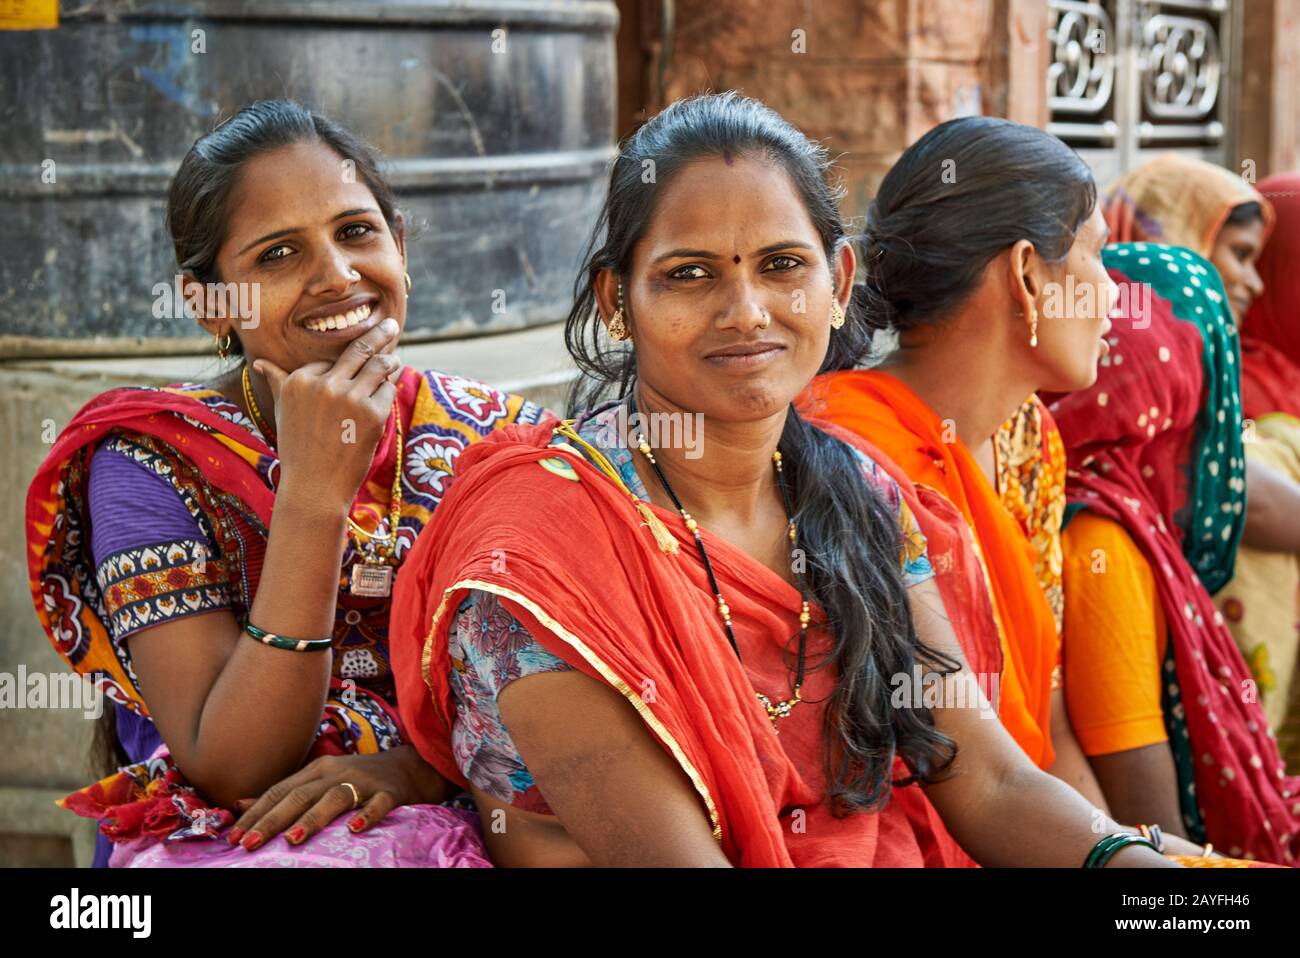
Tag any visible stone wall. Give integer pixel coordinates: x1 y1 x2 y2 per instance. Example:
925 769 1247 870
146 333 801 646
616 0 1300 211
615 0 1048 216
1237 0 1300 179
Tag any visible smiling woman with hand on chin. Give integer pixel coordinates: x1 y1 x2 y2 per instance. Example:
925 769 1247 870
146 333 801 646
27 100 548 867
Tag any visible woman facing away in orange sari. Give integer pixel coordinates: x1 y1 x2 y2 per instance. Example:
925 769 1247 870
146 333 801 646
389 93 1177 867
801 117 1117 810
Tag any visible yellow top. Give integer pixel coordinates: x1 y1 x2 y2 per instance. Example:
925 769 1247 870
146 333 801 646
1061 511 1169 757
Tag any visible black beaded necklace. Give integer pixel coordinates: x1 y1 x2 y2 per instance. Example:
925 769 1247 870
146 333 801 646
630 398 810 731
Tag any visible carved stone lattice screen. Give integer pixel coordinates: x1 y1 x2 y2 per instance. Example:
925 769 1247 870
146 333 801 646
1046 0 1235 184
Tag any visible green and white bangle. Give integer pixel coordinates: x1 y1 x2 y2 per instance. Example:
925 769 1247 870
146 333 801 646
244 623 333 653
1084 832 1160 868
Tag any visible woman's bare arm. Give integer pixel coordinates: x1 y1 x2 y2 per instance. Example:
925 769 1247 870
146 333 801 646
909 578 1177 867
496 669 731 867
487 577 1179 867
125 324 401 808
1047 688 1111 812
1242 456 1300 552
128 491 348 809
1086 743 1187 840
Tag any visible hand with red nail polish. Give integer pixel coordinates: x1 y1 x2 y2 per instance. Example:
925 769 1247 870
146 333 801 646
223 748 447 852
222 746 446 854
241 831 264 851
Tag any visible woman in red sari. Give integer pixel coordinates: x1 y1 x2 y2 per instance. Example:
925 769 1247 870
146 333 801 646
1238 173 1300 764
390 93 1175 867
27 101 546 866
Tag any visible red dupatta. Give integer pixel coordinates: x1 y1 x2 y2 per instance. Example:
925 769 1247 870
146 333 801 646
390 418 976 867
1241 173 1300 420
1048 248 1300 865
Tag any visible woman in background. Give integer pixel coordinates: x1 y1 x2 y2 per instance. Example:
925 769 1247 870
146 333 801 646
1105 156 1300 770
1050 242 1299 864
1236 173 1300 767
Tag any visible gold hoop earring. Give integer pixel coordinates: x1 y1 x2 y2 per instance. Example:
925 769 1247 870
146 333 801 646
830 301 846 330
1028 306 1039 348
404 272 412 297
215 332 233 359
607 283 629 341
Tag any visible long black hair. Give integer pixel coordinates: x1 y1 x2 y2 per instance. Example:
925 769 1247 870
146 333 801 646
565 91 958 815
851 115 1096 336
166 99 405 355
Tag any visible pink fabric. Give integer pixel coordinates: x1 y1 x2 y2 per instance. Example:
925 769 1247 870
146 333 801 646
105 745 491 868
108 804 491 868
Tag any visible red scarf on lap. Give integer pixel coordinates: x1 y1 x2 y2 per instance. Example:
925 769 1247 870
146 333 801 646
391 419 976 867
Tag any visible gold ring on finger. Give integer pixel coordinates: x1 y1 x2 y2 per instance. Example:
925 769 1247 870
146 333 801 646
340 781 361 810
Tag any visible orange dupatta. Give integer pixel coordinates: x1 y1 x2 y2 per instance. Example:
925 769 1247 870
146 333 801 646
802 370 1057 768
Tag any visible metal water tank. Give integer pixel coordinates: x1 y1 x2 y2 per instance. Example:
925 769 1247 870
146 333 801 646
0 0 618 358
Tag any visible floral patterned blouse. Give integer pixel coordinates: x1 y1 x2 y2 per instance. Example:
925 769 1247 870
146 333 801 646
447 401 936 813
86 373 548 708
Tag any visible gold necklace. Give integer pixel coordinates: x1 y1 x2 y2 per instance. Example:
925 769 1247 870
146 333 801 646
241 364 276 446
634 425 809 733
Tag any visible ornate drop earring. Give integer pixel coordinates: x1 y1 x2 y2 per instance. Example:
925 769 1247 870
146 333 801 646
215 331 233 359
1029 304 1039 348
607 283 629 341
830 300 846 329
